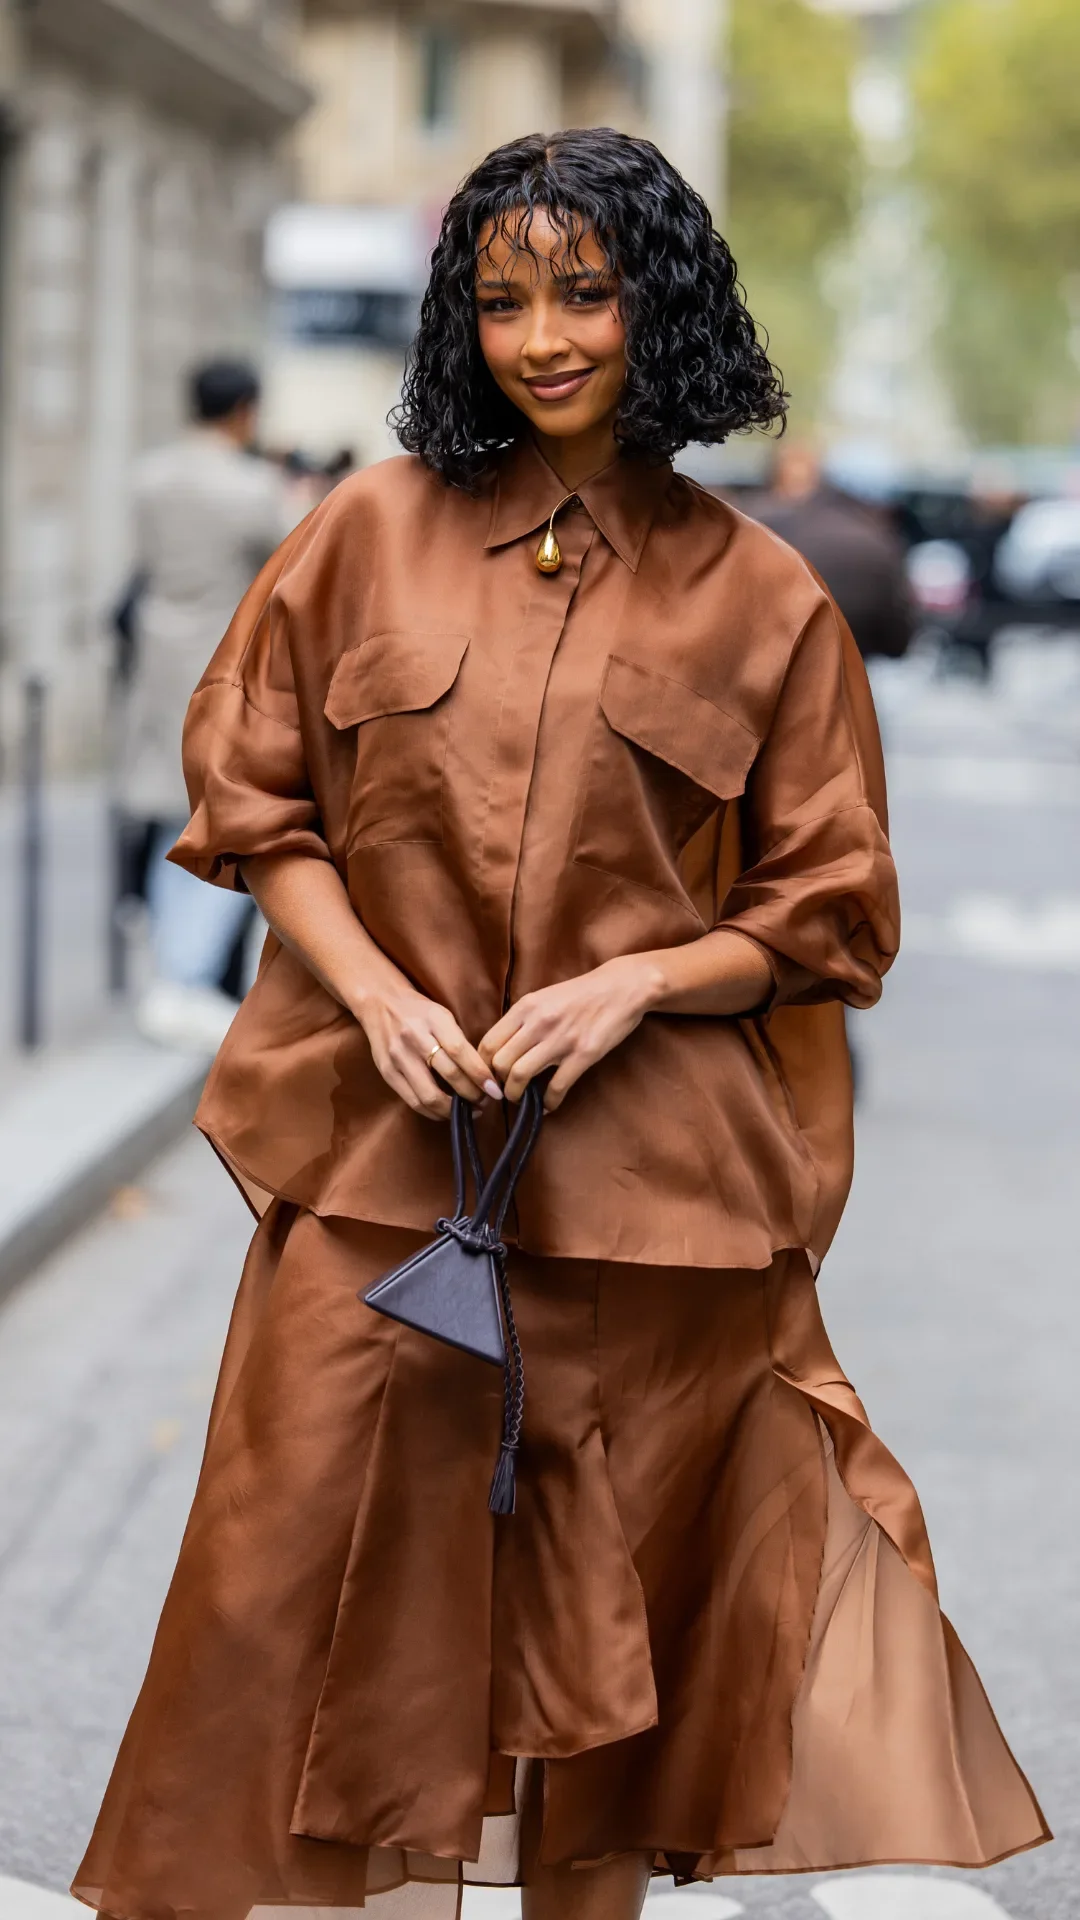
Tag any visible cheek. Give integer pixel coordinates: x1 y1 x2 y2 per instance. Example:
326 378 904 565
592 312 627 382
477 318 521 387
476 322 503 382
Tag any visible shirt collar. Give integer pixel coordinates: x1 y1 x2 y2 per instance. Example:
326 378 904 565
483 435 673 573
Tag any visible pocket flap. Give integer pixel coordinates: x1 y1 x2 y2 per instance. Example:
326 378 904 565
325 630 470 729
599 655 758 800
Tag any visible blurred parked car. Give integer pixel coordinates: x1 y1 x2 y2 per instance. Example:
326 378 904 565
891 475 1080 650
994 497 1080 603
906 537 972 626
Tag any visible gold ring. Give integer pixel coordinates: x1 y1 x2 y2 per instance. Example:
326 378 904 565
426 1042 443 1069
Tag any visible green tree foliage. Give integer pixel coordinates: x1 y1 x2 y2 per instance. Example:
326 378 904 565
726 0 859 430
912 0 1080 444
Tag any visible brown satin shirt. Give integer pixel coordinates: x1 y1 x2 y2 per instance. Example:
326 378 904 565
172 437 899 1268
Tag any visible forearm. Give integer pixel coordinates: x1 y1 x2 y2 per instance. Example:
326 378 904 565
240 851 499 1116
239 851 406 1021
637 928 775 1017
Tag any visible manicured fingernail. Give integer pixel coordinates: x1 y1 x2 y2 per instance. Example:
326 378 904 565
484 1078 504 1101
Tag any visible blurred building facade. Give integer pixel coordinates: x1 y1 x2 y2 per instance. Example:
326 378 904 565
0 0 310 767
0 0 729 769
263 0 726 463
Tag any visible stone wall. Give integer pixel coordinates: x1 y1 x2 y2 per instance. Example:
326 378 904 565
0 2 307 773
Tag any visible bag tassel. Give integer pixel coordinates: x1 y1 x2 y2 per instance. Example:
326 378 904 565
489 1247 524 1517
488 1439 517 1515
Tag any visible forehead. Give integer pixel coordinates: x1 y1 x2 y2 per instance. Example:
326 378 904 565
476 207 608 279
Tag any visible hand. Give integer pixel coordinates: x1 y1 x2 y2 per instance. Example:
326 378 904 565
478 956 664 1109
358 982 502 1121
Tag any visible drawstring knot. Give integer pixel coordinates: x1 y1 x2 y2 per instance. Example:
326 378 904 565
436 1216 501 1256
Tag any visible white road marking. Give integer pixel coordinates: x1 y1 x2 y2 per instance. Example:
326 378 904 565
463 1885 742 1919
812 1872 1015 1919
887 754 1080 808
903 895 1080 971
645 1894 743 1917
0 1878 84 1920
462 1893 521 1920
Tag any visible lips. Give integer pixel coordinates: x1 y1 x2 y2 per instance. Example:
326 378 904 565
523 368 596 402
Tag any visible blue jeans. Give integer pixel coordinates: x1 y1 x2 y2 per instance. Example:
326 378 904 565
147 822 254 991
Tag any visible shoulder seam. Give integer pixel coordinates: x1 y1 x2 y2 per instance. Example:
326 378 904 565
188 675 302 736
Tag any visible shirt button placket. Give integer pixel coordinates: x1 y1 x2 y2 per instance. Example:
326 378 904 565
482 519 595 999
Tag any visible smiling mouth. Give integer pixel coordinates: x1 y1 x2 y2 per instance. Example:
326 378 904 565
523 368 596 401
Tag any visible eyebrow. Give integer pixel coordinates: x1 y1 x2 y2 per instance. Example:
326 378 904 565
474 265 609 290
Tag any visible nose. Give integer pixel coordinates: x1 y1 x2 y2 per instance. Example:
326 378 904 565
521 292 571 366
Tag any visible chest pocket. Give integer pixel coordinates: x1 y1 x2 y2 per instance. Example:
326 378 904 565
325 629 469 850
573 655 759 908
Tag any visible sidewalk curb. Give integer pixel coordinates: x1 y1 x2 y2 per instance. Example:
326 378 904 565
0 1040 207 1302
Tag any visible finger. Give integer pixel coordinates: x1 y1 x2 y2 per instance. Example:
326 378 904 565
542 1057 589 1111
502 1039 563 1106
381 1062 440 1119
431 1028 502 1102
490 1023 540 1085
424 1043 485 1103
396 1053 453 1121
478 1005 525 1069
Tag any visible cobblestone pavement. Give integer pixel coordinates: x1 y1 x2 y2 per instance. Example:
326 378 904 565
0 640 1076 1920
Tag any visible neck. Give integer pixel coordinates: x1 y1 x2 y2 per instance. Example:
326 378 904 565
200 417 250 452
531 419 619 492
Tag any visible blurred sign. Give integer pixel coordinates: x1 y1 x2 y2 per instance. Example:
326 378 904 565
265 203 427 349
279 288 418 349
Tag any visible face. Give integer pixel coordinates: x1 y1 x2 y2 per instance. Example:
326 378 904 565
475 209 626 449
773 443 821 501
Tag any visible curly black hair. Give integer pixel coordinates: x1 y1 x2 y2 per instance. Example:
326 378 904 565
393 127 786 489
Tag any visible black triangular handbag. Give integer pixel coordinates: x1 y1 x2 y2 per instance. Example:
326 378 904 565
361 1079 548 1516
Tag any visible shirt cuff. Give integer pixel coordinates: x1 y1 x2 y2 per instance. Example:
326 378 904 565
712 928 820 1015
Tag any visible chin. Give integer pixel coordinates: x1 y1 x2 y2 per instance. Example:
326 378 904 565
523 404 601 438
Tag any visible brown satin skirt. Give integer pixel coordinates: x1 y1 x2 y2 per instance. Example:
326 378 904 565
73 1206 1048 1920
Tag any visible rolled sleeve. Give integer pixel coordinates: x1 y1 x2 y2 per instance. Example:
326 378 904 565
715 597 900 1010
168 517 332 892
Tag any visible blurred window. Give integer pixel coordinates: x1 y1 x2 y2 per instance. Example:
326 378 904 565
419 26 459 133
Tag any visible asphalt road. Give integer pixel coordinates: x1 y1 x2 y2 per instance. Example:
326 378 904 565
0 637 1076 1920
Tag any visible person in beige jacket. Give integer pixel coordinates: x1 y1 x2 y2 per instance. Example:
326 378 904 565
124 359 296 1051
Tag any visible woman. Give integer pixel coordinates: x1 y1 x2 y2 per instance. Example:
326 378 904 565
74 129 1047 1920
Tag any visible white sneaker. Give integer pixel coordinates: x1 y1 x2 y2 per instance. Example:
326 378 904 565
135 981 239 1056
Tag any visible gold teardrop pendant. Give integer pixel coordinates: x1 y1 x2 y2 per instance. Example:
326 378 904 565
535 526 562 573
534 492 576 575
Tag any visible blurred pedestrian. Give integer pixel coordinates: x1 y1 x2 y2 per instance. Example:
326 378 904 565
754 441 913 661
121 359 296 1052
952 463 1029 673
754 444 914 1099
76 131 1047 1920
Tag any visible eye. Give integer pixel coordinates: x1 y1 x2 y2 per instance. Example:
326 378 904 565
567 284 613 308
476 293 519 315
